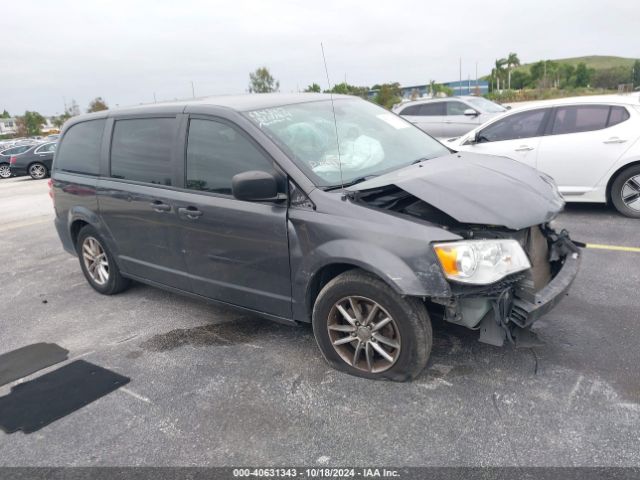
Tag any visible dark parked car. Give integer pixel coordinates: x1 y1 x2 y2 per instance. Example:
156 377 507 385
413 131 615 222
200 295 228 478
51 94 580 381
0 144 35 179
9 142 57 179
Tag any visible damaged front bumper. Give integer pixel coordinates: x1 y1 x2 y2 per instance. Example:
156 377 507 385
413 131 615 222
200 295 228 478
437 229 581 347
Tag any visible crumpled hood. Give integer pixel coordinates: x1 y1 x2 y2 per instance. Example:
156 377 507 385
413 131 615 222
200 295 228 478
348 152 565 230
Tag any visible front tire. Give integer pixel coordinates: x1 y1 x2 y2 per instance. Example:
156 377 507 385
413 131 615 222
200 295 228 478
312 269 432 381
76 225 130 295
611 165 640 218
28 162 48 180
0 163 11 179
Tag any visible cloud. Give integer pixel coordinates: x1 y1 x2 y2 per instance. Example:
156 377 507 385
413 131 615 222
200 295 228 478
3 0 639 115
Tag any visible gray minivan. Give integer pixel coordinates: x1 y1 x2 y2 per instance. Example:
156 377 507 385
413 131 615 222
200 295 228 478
51 94 580 381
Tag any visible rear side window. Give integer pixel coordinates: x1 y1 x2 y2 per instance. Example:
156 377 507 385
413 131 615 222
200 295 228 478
186 119 274 195
34 143 57 154
607 106 630 127
550 105 610 135
479 109 548 142
55 119 105 174
110 118 175 185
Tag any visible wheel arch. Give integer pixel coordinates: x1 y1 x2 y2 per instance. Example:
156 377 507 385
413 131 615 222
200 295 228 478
606 159 640 204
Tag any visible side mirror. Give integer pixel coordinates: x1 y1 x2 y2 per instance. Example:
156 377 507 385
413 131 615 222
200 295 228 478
232 170 282 202
463 108 478 116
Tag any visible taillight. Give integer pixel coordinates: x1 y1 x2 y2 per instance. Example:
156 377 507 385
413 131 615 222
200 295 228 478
9 156 16 164
48 178 54 201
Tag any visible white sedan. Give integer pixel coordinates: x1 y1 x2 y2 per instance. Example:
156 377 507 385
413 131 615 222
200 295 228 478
450 95 640 217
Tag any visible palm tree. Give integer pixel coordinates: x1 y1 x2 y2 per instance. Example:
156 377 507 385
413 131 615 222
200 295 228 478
506 52 520 90
494 58 507 91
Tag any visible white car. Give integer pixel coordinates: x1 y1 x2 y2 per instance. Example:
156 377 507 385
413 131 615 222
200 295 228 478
451 95 640 218
393 96 507 139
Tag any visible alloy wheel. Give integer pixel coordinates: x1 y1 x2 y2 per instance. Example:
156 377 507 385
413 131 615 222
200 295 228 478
29 163 46 179
82 236 109 285
327 296 401 373
621 175 640 211
0 164 10 179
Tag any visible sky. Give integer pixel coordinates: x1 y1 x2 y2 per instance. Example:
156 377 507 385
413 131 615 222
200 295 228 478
3 0 639 116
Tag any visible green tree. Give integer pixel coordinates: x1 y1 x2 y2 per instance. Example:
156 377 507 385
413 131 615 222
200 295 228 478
15 111 45 137
632 60 640 87
52 115 68 129
1 110 10 118
506 52 520 90
429 80 453 97
574 62 592 87
559 64 576 88
326 82 370 98
372 82 402 109
304 83 322 93
592 66 633 89
248 67 279 93
509 70 530 90
87 96 108 112
492 58 507 91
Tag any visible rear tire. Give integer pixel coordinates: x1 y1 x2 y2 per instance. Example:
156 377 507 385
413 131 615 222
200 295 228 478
0 163 10 179
28 162 48 180
76 225 130 295
611 165 640 218
312 269 432 381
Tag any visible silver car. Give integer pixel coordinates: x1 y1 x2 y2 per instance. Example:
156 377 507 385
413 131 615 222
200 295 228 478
393 96 507 138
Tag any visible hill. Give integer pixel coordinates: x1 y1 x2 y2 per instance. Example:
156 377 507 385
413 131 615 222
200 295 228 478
514 55 637 73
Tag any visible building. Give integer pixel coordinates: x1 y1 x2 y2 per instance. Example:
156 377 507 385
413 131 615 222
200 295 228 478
368 80 489 100
0 117 59 136
0 118 17 135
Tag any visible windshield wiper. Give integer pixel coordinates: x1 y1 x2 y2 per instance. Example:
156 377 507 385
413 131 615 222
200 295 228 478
411 157 431 165
324 175 378 190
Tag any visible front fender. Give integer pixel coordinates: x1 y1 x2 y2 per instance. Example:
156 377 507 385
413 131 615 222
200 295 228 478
288 213 455 322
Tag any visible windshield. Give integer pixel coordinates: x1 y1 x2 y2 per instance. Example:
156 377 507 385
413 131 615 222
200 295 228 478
245 98 449 187
467 97 507 113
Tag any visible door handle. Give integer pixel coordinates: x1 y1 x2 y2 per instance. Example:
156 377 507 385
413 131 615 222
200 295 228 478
515 145 534 152
150 200 171 213
603 137 627 144
178 206 203 219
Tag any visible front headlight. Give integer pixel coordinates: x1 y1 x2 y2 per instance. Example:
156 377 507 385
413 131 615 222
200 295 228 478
433 239 531 285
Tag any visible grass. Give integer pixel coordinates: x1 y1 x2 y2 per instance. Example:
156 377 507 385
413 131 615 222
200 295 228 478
514 55 637 73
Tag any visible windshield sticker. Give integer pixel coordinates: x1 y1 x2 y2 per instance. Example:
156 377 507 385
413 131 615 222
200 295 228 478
376 113 409 130
248 108 293 127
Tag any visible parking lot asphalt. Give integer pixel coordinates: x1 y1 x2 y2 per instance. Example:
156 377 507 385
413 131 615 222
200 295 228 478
0 176 639 467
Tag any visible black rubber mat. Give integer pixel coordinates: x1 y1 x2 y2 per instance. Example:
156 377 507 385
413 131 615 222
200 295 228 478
0 342 69 387
0 360 130 434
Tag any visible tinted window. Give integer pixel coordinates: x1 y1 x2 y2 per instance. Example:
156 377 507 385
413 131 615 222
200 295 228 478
55 120 105 174
446 101 469 115
186 119 274 195
418 102 445 116
110 118 175 185
479 109 548 142
35 143 57 154
551 105 610 135
399 105 421 116
1 145 32 156
607 106 630 127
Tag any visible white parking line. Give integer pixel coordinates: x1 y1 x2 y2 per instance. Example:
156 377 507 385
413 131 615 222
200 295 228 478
586 243 640 253
0 216 51 232
120 387 152 404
